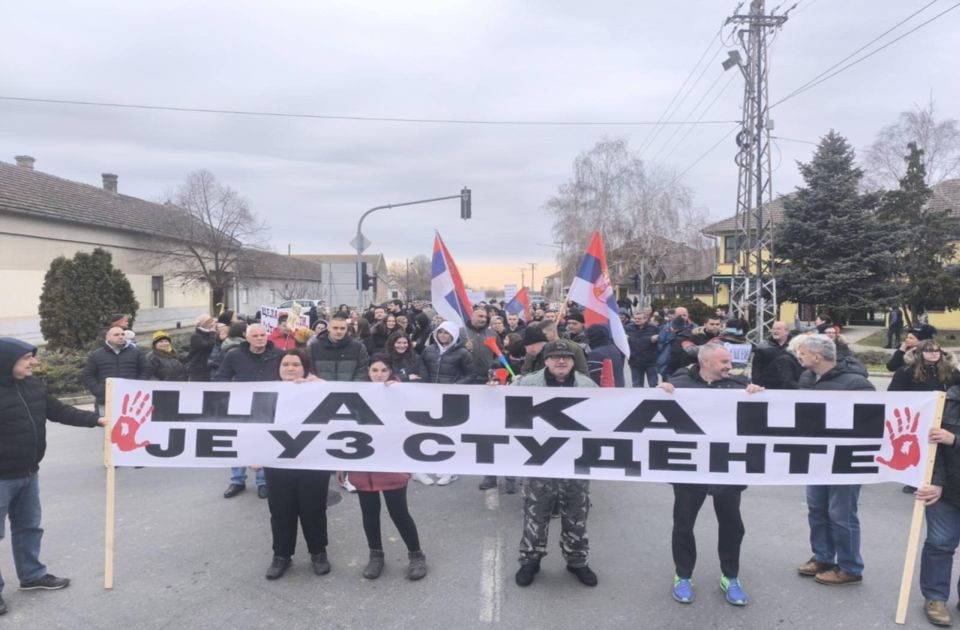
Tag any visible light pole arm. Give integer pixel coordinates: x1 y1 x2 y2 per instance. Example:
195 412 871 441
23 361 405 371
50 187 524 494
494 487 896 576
355 191 469 308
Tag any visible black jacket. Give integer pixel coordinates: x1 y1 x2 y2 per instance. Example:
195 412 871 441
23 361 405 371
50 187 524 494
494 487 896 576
419 341 475 384
213 342 283 382
627 322 660 368
888 363 956 392
83 343 151 404
310 335 369 382
751 336 789 388
668 365 750 389
771 351 803 390
148 350 188 382
932 385 960 508
1 338 99 479
186 328 217 380
585 324 625 387
798 363 875 391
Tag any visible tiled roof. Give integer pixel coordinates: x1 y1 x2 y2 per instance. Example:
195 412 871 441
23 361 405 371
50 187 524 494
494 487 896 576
0 159 196 239
239 249 325 281
702 178 960 236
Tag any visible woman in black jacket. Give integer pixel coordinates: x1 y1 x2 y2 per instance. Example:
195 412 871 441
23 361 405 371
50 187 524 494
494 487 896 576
889 341 958 393
418 322 474 385
186 314 217 381
148 331 188 382
386 331 422 381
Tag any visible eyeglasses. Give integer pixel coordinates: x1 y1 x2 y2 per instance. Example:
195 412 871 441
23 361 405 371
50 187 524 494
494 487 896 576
923 349 942 353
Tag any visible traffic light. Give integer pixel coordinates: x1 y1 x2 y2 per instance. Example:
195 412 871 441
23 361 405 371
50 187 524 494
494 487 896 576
362 273 376 291
460 187 472 220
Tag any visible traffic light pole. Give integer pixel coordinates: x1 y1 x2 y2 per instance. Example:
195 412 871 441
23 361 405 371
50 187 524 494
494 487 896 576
355 188 471 308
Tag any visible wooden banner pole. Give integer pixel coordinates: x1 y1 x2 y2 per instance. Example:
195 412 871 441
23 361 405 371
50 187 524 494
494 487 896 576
103 378 116 590
895 391 946 624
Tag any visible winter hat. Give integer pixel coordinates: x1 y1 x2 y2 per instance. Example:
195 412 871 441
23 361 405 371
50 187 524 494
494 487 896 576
912 324 937 341
152 330 171 346
543 340 577 359
217 310 234 325
566 311 585 324
523 325 548 346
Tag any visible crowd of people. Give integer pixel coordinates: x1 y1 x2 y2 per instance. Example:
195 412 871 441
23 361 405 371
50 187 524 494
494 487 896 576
2 298 960 626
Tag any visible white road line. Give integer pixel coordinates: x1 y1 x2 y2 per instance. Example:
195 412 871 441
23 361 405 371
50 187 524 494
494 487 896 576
479 535 502 623
485 488 500 512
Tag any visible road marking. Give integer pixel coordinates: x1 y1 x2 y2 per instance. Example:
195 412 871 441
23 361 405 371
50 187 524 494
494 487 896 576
485 488 499 511
479 536 502 623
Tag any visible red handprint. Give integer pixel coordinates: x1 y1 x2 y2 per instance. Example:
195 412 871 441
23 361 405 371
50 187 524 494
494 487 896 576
875 406 921 470
111 391 153 452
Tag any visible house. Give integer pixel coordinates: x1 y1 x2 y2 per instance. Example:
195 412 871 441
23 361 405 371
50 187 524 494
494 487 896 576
292 253 389 308
235 249 325 314
702 178 960 327
0 156 212 342
609 237 715 307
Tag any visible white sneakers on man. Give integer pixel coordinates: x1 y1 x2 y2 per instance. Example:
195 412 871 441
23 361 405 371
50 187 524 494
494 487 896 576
435 474 458 486
411 473 435 486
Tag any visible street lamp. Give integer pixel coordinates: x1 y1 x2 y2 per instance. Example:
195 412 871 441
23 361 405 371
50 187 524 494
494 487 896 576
355 188 472 308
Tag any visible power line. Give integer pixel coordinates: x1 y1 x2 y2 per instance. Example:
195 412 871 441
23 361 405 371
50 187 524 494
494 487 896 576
771 135 818 145
656 72 739 165
637 26 723 154
670 124 739 186
0 95 739 127
771 0 956 108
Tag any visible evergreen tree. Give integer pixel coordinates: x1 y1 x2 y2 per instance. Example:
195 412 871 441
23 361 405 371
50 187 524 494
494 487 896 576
39 248 139 350
775 130 899 318
878 143 960 323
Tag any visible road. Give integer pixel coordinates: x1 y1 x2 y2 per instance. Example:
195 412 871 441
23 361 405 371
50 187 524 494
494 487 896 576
3 375 941 629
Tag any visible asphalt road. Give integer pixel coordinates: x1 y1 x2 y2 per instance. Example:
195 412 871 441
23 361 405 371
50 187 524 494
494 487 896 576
2 376 944 629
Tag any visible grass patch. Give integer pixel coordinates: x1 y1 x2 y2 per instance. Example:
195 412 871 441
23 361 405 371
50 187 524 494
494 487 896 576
856 329 960 348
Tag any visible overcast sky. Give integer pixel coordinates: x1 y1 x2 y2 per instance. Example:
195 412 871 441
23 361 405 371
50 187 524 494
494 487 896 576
2 1 958 289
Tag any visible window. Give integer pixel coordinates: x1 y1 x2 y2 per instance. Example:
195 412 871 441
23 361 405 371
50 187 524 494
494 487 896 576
151 276 164 308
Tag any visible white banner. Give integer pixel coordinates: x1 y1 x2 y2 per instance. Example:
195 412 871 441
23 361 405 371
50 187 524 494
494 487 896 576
259 306 310 333
107 379 941 485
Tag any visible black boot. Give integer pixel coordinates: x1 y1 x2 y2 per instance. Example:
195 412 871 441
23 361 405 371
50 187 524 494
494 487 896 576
515 560 540 587
265 556 291 580
311 552 331 575
406 551 427 580
363 550 385 579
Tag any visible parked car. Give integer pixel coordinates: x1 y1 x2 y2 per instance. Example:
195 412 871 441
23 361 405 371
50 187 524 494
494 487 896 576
276 299 323 312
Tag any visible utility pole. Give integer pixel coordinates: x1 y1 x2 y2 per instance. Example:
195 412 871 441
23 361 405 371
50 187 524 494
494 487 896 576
723 0 790 342
528 263 537 295
519 267 526 289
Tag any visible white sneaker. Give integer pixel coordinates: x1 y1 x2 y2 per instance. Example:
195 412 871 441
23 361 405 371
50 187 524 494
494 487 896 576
342 475 357 493
435 474 458 486
412 473 435 486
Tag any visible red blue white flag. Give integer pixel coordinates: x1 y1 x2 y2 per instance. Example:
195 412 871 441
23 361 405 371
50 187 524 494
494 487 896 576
504 287 532 322
430 232 473 327
565 231 630 359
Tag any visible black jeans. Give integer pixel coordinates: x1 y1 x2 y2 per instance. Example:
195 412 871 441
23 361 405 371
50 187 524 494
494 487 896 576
263 468 331 557
357 487 421 552
672 484 745 579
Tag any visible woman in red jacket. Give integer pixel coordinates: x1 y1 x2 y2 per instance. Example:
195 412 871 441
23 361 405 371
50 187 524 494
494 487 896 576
339 354 427 581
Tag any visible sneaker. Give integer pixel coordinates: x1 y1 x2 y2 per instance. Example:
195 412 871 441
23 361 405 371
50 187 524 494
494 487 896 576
342 476 357 493
265 556 291 580
566 564 598 587
814 567 862 586
797 559 834 576
515 561 540 587
926 599 952 626
478 476 498 490
412 473 434 486
435 474 458 486
720 575 748 606
20 574 70 590
672 576 694 603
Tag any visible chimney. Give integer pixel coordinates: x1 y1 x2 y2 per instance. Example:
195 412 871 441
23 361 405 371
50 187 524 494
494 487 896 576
102 173 118 193
15 155 35 170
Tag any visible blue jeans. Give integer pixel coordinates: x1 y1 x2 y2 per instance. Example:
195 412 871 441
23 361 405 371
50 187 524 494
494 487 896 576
806 484 863 575
230 467 266 487
631 365 659 388
0 473 47 593
920 500 960 601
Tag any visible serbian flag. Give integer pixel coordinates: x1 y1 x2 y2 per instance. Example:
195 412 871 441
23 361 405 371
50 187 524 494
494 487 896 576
566 231 630 359
430 231 473 327
504 287 531 322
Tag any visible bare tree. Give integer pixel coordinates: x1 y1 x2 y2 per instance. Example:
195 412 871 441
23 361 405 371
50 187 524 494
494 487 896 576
387 254 432 300
863 97 960 190
150 170 269 312
544 138 703 290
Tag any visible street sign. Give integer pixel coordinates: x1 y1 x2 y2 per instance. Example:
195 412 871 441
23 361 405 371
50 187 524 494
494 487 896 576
350 233 371 253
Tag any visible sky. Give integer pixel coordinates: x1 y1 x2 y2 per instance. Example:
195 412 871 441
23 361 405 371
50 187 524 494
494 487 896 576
2 1 958 290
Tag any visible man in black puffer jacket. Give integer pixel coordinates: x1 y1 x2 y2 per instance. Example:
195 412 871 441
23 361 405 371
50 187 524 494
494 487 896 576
585 324 625 387
83 325 151 415
0 337 103 613
657 344 763 606
309 315 369 383
627 312 660 388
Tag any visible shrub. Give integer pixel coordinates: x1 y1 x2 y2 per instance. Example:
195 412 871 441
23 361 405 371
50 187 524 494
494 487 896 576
34 347 89 397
